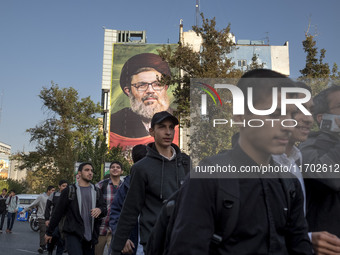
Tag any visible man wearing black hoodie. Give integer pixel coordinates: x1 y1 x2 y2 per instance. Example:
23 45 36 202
111 111 189 255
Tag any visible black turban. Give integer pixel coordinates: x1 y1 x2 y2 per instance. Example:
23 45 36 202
120 53 171 95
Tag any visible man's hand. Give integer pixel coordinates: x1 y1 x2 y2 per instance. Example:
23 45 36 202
90 208 101 218
44 234 53 244
312 231 340 255
45 220 50 227
121 239 135 254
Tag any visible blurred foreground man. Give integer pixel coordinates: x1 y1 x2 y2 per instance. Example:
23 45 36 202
299 84 340 254
166 69 313 255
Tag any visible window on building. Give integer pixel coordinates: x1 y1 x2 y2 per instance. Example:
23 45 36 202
238 60 247 67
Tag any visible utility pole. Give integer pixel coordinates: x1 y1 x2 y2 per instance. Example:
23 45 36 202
195 0 200 27
0 90 3 125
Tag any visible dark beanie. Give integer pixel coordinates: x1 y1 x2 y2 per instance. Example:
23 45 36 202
132 144 147 163
120 53 171 95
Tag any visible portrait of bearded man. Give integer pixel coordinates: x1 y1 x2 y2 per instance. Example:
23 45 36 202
110 53 178 149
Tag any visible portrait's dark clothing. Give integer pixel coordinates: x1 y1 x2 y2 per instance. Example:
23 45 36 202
110 108 148 138
167 144 312 255
299 131 340 237
112 143 189 254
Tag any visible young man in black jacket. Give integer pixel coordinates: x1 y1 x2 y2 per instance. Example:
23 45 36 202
111 111 189 255
0 188 8 233
45 179 68 255
45 163 106 255
166 69 313 255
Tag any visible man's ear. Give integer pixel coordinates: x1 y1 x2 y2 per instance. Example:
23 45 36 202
124 87 131 96
149 127 155 137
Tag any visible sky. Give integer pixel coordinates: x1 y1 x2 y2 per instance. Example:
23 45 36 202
0 0 339 153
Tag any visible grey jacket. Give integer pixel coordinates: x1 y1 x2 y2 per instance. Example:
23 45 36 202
6 195 19 213
23 193 49 219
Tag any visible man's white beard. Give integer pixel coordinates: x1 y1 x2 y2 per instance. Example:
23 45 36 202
129 93 170 119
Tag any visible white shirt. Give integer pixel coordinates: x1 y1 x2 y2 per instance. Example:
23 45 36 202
273 146 306 214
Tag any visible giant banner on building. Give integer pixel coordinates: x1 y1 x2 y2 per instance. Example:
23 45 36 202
109 44 178 150
0 157 9 179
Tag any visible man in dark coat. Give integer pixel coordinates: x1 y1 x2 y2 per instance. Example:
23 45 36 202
299 84 340 254
166 69 313 255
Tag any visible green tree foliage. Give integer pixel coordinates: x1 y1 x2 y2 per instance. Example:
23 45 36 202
158 14 243 161
299 30 340 95
248 53 265 71
158 13 242 127
0 178 28 194
14 83 102 189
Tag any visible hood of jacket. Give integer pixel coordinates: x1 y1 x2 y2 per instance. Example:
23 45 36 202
145 142 184 200
146 142 182 161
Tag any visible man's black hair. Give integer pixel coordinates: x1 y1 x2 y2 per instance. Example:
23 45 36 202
47 186 55 192
78 162 94 172
313 84 340 122
2 188 7 192
236 69 296 112
58 179 68 186
9 189 15 194
109 161 123 170
132 144 147 163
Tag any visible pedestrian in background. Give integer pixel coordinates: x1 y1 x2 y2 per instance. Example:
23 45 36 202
5 189 19 233
22 185 55 253
45 180 68 255
110 144 148 255
0 188 8 233
45 162 106 255
95 161 123 255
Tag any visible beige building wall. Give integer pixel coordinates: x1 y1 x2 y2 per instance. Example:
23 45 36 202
271 42 290 76
8 159 27 181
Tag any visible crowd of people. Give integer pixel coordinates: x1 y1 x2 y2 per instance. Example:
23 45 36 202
1 68 340 255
